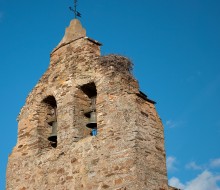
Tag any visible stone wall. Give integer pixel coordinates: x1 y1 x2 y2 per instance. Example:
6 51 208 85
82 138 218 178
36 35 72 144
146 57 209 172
7 20 169 190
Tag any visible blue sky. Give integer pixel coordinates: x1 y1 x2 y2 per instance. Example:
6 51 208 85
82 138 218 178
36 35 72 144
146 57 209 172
0 0 220 189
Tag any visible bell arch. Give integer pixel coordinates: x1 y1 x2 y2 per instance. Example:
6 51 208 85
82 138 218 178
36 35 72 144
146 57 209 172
38 95 58 151
74 82 97 139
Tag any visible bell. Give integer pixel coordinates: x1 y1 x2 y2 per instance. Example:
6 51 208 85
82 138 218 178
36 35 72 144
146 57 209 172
86 111 97 128
48 121 57 142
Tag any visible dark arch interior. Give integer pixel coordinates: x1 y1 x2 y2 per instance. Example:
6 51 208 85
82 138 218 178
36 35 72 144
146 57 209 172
80 82 97 98
42 95 57 148
43 96 57 108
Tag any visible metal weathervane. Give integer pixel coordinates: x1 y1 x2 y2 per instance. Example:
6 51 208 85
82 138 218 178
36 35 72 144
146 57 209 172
69 0 82 19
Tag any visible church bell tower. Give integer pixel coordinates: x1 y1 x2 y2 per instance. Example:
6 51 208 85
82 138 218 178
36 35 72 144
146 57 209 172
6 19 175 190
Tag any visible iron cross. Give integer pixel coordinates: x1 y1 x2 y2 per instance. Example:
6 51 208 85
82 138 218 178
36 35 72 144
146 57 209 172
69 0 82 19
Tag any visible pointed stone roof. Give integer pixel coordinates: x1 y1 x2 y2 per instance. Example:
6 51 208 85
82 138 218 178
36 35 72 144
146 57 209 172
57 19 86 47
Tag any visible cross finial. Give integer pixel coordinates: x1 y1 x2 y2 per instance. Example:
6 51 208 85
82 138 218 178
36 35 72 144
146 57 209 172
69 0 82 19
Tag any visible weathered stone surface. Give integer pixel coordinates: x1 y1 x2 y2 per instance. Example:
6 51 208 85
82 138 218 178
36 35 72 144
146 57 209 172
57 19 86 48
7 19 171 190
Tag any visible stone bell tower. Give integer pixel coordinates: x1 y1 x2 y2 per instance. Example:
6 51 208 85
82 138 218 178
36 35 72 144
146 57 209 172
7 19 175 190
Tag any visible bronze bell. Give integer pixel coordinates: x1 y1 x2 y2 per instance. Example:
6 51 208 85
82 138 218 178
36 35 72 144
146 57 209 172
48 121 57 142
86 111 97 128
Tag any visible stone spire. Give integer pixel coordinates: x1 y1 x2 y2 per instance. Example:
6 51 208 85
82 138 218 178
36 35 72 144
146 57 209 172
57 19 86 47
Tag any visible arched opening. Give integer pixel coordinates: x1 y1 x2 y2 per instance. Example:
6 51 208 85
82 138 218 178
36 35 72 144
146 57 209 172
43 96 57 148
38 96 58 150
74 82 97 139
81 83 97 136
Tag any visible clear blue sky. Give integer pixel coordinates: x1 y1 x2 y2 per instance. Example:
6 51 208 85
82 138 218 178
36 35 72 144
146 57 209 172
1 0 220 189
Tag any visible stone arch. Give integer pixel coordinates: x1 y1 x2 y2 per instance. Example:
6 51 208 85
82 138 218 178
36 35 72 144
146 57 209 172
37 95 58 151
74 82 98 139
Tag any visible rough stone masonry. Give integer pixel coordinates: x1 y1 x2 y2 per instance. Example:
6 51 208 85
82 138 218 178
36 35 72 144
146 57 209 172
6 19 178 190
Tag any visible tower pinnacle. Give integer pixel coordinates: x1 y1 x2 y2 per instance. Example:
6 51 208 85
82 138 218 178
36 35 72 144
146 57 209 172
56 19 86 48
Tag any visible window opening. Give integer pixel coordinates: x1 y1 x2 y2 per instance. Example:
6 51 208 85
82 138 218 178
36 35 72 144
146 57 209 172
81 83 98 136
43 96 57 148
